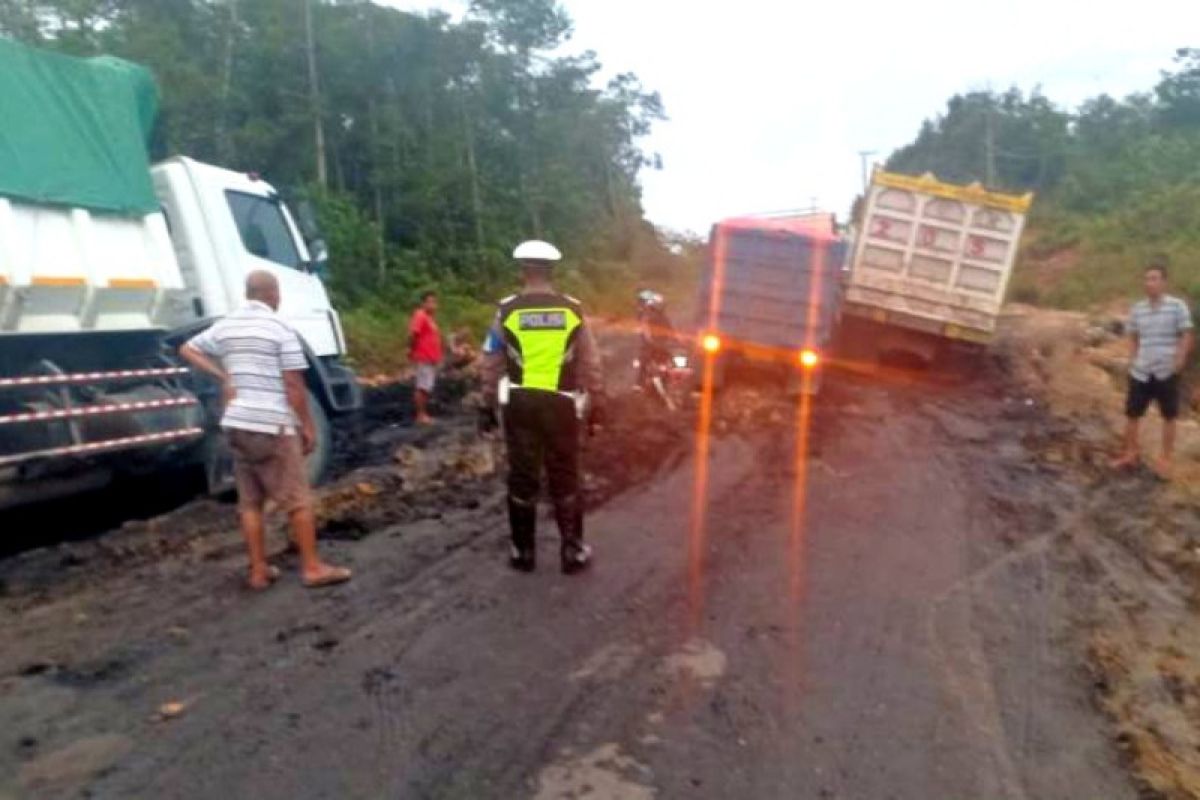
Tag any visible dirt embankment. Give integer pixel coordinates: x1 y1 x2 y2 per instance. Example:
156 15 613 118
996 305 1200 800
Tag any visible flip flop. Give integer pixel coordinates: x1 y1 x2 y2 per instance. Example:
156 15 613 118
247 564 282 591
1151 459 1175 481
302 566 352 589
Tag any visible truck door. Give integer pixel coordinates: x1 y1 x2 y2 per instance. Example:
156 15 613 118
223 190 340 356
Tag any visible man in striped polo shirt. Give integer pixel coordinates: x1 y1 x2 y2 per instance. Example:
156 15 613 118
181 271 351 590
1113 259 1194 477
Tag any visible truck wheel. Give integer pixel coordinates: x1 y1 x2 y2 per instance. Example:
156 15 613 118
203 389 332 496
707 356 727 393
203 431 236 498
306 389 332 486
787 367 823 397
938 340 986 384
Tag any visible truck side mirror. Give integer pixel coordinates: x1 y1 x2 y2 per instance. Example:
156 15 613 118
308 237 330 279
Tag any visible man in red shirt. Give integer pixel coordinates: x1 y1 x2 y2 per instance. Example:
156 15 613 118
408 290 443 425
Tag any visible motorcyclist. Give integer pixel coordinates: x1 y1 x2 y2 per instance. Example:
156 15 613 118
635 289 675 388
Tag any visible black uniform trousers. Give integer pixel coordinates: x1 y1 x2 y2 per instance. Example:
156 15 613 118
503 388 585 558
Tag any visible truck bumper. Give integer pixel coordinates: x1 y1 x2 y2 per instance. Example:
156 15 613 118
843 302 993 345
312 357 363 414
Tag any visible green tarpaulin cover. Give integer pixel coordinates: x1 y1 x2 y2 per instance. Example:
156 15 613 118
0 37 160 215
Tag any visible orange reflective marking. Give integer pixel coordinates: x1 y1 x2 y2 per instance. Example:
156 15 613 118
107 278 157 289
31 276 86 286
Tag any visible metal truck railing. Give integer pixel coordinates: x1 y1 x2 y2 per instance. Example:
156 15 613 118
0 365 204 469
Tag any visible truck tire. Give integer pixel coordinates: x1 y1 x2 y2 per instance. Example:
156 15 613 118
306 388 332 486
787 366 823 397
203 388 333 495
708 355 727 393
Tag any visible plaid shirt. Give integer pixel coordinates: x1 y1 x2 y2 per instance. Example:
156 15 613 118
1129 295 1193 381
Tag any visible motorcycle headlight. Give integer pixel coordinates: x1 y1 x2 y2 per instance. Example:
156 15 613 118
672 355 689 368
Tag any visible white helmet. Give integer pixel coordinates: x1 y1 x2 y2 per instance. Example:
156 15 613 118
513 240 563 262
637 289 664 309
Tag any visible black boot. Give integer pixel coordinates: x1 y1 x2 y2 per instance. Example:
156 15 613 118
508 496 537 572
556 496 591 575
561 542 593 575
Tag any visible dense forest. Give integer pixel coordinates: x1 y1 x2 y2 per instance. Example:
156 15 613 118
884 48 1200 307
6 2 1190 337
0 0 683 369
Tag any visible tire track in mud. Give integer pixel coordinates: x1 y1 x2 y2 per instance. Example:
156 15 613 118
679 369 1133 799
924 527 1055 800
393 412 772 798
915 384 1131 800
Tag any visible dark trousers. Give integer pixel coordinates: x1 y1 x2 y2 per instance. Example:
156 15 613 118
503 389 584 558
637 338 670 387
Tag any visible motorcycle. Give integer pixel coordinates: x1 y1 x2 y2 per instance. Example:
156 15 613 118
634 345 695 412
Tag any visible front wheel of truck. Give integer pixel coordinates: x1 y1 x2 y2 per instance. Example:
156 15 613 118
204 387 333 496
305 388 332 487
787 366 823 397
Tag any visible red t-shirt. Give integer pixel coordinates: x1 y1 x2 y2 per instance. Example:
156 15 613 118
409 308 443 364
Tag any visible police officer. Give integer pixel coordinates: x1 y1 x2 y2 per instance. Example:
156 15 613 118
480 240 606 574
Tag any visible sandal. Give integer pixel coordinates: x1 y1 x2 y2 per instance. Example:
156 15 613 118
302 566 352 589
248 564 282 591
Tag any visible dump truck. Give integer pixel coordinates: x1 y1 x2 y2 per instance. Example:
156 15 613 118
0 39 360 510
695 212 847 394
843 169 1033 362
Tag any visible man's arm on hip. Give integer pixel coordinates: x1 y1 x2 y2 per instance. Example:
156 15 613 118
179 342 236 405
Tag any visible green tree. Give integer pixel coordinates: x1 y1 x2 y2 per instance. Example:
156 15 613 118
0 0 670 354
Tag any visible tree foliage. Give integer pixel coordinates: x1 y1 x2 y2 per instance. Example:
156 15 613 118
887 49 1200 212
885 48 1200 308
0 0 667 314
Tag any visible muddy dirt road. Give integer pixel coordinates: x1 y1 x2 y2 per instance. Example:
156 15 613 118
0 358 1138 799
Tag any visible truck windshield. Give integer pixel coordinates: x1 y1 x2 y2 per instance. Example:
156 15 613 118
225 191 302 270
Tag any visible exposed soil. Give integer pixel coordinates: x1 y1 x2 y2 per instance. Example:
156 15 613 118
0 316 1178 799
997 305 1200 800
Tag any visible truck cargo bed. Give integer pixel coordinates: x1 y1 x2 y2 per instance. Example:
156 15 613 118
698 216 846 358
846 170 1033 343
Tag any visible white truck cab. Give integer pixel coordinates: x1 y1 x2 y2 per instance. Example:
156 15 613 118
0 157 347 362
0 158 360 509
153 157 347 359
0 40 360 511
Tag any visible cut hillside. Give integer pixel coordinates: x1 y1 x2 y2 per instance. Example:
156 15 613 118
1013 183 1200 312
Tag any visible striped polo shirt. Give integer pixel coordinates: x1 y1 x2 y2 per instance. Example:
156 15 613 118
1129 295 1194 381
187 300 308 434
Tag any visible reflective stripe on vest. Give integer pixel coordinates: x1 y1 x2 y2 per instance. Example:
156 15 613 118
502 306 582 391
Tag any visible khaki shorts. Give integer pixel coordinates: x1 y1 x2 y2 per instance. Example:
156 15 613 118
227 429 311 514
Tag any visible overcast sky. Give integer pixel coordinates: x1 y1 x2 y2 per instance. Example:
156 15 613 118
383 0 1198 234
